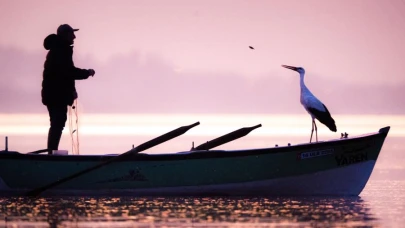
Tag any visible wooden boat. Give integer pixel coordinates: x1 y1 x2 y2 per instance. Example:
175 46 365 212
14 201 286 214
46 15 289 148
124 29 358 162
0 122 390 197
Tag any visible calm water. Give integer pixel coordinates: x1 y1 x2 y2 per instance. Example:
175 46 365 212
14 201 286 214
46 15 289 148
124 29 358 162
0 178 404 227
0 133 404 227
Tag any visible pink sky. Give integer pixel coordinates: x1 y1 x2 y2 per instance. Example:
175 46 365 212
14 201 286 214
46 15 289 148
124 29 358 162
1 0 405 85
1 1 405 160
1 0 405 115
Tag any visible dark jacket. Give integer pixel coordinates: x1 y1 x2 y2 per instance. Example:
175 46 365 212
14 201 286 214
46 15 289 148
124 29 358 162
41 34 90 106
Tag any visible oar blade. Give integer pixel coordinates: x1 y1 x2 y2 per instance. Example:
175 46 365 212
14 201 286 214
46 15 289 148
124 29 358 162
135 121 200 153
194 124 261 151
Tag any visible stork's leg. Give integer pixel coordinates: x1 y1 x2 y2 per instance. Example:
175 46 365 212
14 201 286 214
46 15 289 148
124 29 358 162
314 120 318 142
310 120 314 143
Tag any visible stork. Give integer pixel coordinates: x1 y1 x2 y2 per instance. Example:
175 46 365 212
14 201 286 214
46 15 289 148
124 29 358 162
281 65 337 143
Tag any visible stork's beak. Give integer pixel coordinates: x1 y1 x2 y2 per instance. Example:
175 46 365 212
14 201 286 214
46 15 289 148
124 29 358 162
281 65 298 71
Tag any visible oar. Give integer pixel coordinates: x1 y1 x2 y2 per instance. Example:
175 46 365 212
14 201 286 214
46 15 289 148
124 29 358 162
26 121 200 197
27 149 49 154
192 124 262 151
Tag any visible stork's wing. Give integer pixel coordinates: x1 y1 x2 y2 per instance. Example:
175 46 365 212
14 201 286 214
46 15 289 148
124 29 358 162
308 104 337 132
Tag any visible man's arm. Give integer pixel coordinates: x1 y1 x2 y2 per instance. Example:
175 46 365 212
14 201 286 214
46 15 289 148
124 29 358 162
61 48 94 80
71 67 94 80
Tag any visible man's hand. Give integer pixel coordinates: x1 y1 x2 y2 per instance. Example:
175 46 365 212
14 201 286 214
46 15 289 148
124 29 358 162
88 69 96 77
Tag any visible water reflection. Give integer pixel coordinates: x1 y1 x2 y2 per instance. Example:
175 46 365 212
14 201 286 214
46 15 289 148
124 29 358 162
0 196 377 227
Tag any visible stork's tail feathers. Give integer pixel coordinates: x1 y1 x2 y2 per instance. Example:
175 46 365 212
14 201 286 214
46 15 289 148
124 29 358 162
320 116 336 132
308 106 337 132
326 120 337 132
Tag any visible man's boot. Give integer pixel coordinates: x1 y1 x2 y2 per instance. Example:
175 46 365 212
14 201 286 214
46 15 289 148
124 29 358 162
47 128 62 155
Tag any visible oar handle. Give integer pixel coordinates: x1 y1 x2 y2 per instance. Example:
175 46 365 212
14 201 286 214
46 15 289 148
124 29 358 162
27 149 49 154
194 124 262 151
26 121 200 197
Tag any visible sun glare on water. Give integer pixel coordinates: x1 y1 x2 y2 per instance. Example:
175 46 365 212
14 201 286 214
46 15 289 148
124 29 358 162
0 113 404 137
0 113 404 155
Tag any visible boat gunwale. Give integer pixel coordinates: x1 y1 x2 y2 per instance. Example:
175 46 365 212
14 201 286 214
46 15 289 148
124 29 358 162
0 126 390 162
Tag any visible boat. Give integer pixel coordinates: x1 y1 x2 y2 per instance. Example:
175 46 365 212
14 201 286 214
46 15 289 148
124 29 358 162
0 122 391 197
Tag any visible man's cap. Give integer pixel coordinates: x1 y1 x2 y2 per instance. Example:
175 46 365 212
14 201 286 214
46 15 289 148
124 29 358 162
57 24 79 35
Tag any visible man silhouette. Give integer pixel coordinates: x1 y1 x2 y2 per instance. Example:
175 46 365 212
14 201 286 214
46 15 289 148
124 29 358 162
41 24 95 154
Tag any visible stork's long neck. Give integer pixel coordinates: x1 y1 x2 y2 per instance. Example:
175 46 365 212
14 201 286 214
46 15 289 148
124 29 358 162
299 72 308 93
299 72 311 107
